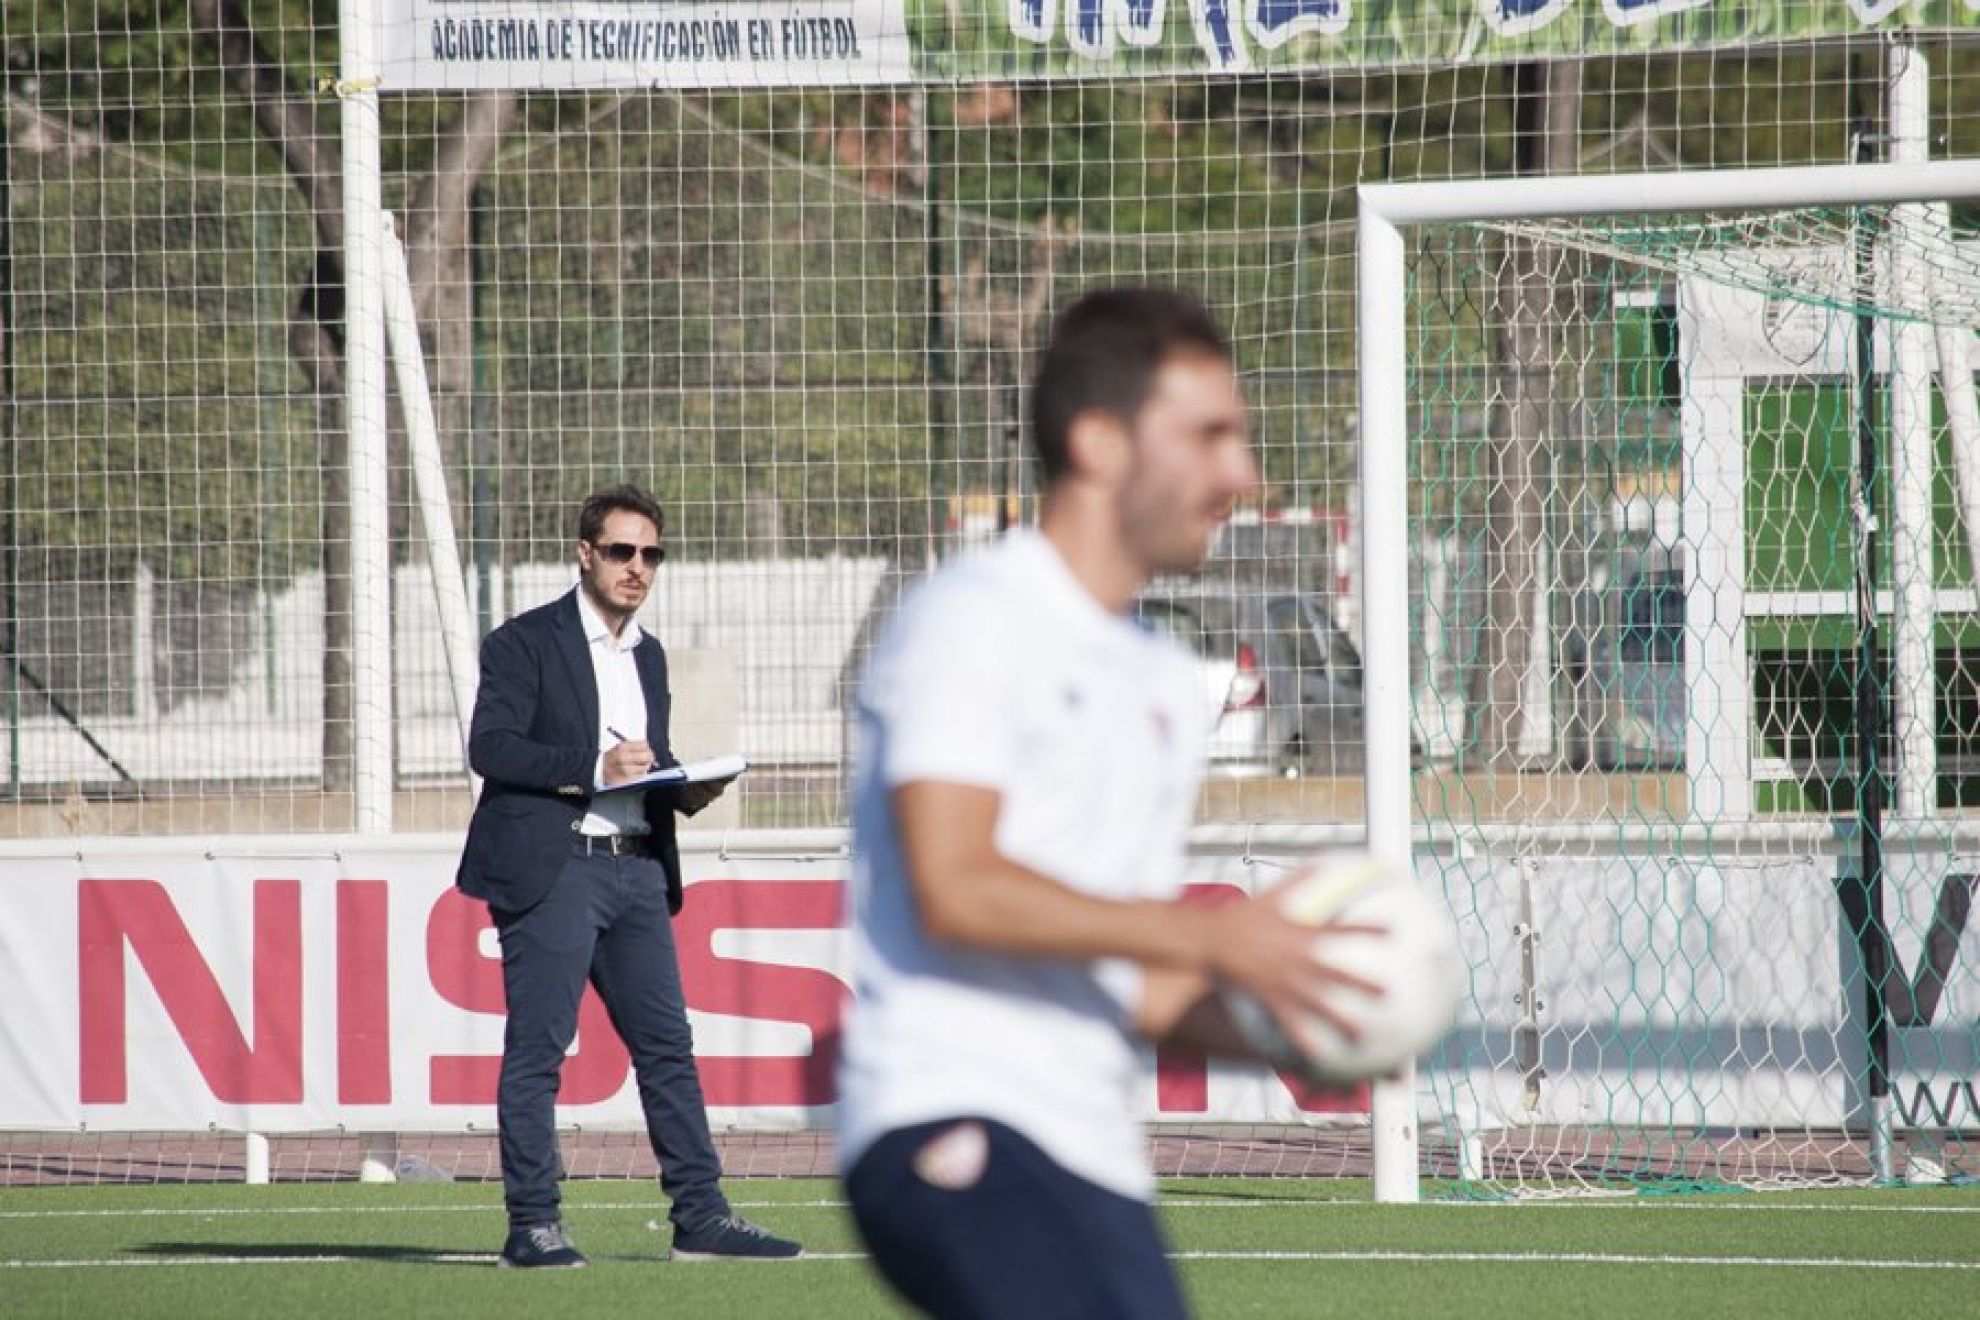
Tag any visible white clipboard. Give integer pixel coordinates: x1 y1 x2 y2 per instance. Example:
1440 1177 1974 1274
594 753 749 795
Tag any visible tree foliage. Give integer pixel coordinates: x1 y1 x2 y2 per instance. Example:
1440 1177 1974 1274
6 6 1980 581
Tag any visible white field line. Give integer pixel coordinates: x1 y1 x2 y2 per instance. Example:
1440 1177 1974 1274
1176 1199 1980 1214
1 1196 1978 1221
0 1252 865 1270
2 1250 1978 1273
1168 1251 1980 1271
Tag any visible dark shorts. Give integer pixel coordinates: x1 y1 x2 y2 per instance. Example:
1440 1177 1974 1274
845 1117 1188 1320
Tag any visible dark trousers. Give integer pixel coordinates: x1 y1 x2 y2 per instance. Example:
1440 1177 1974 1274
847 1118 1189 1320
493 846 727 1230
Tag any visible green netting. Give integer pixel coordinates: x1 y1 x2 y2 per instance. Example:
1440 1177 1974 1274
1491 204 1980 329
1405 208 1980 1195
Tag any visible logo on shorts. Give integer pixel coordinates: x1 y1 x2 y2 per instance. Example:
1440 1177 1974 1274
912 1121 990 1191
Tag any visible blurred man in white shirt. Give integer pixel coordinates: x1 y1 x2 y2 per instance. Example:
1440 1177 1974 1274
841 288 1374 1318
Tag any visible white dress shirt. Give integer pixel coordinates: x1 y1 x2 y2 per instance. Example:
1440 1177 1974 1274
575 588 651 838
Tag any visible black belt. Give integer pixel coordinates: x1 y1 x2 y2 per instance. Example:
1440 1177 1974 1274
574 833 651 858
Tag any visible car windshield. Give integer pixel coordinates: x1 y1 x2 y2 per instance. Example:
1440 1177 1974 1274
1266 596 1361 683
1135 597 1237 660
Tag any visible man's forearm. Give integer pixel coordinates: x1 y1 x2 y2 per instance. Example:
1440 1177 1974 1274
1136 967 1275 1058
468 728 597 793
914 853 1214 971
897 779 1216 971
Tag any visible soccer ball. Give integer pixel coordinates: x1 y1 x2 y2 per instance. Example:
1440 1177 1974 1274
1223 852 1465 1085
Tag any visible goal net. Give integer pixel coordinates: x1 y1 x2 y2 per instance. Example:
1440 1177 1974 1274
1369 163 1980 1193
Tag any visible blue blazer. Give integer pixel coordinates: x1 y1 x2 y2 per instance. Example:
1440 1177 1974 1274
457 590 688 914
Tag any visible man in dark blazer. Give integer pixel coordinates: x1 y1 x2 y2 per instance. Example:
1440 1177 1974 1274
458 484 802 1269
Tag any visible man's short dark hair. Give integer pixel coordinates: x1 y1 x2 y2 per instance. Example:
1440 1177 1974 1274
1029 287 1231 483
578 484 666 543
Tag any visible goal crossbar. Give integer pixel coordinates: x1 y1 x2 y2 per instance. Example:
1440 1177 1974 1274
1358 159 1980 227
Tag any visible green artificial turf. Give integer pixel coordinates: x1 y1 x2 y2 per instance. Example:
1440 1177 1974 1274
1 1178 1974 1319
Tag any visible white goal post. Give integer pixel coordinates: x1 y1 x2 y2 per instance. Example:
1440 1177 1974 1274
1357 154 1980 1202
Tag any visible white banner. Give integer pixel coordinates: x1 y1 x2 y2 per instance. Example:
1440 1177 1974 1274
380 1 913 90
1431 844 1980 1134
1 830 1974 1135
0 835 1365 1133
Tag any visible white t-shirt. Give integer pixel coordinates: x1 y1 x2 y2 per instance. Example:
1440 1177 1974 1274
837 530 1208 1201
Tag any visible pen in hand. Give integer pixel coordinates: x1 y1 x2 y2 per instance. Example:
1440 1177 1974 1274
604 726 655 776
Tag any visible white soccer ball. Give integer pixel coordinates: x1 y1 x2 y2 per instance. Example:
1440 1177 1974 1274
1224 852 1465 1085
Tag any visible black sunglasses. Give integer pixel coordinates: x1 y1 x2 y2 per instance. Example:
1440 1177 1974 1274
592 541 665 567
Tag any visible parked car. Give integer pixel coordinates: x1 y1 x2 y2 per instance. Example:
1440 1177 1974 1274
1133 586 1368 776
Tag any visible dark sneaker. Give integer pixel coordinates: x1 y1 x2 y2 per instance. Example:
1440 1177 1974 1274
670 1213 802 1261
499 1222 587 1269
